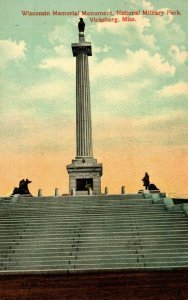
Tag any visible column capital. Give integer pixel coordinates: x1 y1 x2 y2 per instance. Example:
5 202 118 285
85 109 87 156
72 42 92 57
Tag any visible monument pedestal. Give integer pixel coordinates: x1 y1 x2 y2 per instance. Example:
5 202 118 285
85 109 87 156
67 158 102 195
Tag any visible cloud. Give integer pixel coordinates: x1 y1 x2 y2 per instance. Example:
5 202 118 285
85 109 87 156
142 0 154 10
23 80 70 101
99 79 151 104
151 10 186 47
159 9 174 25
1 80 71 106
53 44 70 56
93 110 187 149
0 79 75 153
96 13 150 34
169 45 188 65
93 6 156 49
0 39 26 66
49 26 65 44
158 81 188 98
0 111 75 154
39 57 74 74
38 43 74 74
96 110 186 131
91 49 175 79
126 49 175 75
135 111 187 128
48 22 76 45
94 44 111 53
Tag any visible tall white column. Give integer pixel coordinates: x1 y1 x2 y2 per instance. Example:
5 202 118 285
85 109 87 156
72 33 93 158
67 22 103 195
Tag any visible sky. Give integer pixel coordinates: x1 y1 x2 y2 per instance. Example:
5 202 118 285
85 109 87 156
0 0 188 197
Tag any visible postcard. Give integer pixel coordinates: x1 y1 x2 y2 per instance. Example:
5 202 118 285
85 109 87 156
1 0 187 199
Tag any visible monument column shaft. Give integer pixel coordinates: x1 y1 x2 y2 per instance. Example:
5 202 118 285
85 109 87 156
76 53 93 158
67 20 102 195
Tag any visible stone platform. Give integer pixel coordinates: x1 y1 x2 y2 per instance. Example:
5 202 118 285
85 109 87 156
0 192 188 274
67 157 102 195
1 192 188 299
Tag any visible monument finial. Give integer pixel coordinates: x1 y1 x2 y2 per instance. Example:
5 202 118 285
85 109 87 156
78 18 85 33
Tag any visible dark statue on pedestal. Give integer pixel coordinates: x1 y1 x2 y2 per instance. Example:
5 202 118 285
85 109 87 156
12 179 32 195
78 18 85 32
142 172 150 190
149 183 160 192
142 173 160 193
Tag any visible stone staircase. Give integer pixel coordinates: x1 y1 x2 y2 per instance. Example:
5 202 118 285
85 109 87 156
0 193 188 274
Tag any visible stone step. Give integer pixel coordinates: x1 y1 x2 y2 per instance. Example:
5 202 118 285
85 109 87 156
0 217 187 226
1 249 187 260
71 260 188 268
0 200 161 204
1 256 188 268
1 213 174 219
1 249 188 259
0 237 188 248
8 243 185 251
1 237 188 248
0 206 167 213
1 195 187 274
1 200 155 207
0 254 151 262
1 194 146 202
0 202 176 208
0 215 186 222
0 254 187 266
0 199 158 205
0 199 157 203
0 205 169 210
3 209 173 215
0 212 185 221
0 228 188 240
1 244 188 254
1 252 187 261
1 262 187 273
0 228 187 240
0 204 179 211
0 246 187 257
1 257 188 270
0 221 186 231
0 256 139 262
0 202 154 208
0 262 145 272
1 201 149 207
0 224 187 234
0 222 187 233
0 203 177 209
73 256 188 264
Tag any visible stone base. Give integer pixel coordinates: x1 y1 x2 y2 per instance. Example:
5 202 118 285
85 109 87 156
66 157 102 195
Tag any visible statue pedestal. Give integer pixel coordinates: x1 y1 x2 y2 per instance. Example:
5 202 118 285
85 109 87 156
67 158 102 195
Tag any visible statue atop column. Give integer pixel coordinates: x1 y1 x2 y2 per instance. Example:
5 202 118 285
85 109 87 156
78 18 85 33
